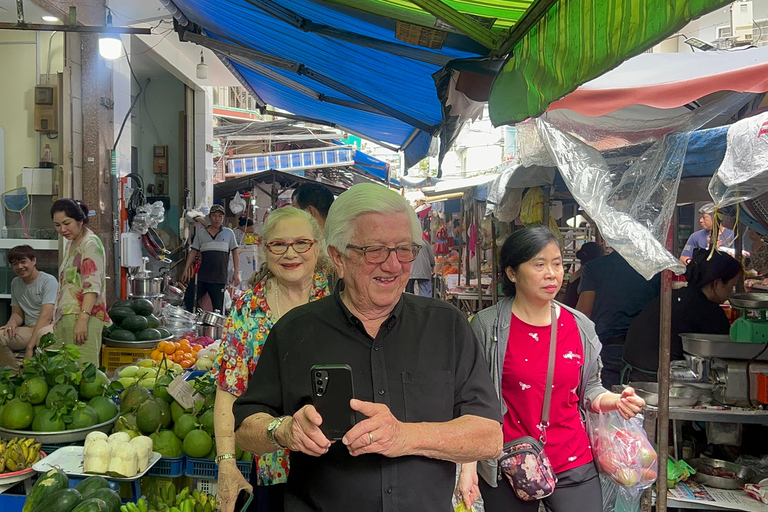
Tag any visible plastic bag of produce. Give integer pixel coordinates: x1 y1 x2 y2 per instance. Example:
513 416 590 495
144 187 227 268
588 409 657 512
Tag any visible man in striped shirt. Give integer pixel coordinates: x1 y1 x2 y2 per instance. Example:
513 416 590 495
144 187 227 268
182 204 240 313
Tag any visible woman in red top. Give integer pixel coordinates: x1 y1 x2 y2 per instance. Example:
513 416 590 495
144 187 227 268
458 227 645 512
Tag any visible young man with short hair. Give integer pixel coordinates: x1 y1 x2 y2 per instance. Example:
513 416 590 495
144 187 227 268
0 245 57 367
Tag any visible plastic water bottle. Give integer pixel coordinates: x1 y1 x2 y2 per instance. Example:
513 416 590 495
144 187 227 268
41 144 52 164
1 226 7 239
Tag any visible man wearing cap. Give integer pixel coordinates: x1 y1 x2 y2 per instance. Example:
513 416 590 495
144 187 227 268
181 204 240 313
680 203 735 265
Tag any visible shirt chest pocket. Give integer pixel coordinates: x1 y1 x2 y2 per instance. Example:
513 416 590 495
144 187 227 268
402 371 454 423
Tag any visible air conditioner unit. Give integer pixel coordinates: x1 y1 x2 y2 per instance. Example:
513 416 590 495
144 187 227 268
731 1 754 42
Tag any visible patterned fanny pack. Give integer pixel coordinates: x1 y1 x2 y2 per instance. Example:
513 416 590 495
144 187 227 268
497 305 558 501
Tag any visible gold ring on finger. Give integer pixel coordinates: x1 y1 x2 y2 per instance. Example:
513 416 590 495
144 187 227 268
368 432 374 445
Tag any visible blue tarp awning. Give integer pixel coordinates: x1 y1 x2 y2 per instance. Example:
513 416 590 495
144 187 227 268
171 0 481 168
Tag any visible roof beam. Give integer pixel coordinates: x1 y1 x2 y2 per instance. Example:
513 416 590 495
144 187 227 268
495 0 558 57
243 0 451 67
408 0 499 51
227 55 387 115
181 32 436 134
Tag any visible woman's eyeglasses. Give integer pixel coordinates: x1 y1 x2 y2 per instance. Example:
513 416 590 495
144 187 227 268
265 239 315 255
346 244 421 264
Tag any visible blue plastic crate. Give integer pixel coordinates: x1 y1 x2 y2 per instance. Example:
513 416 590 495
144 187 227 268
237 460 252 481
0 494 26 512
185 457 217 478
148 456 185 478
185 457 252 480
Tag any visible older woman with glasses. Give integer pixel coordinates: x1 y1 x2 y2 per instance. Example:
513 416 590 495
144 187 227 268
212 207 331 512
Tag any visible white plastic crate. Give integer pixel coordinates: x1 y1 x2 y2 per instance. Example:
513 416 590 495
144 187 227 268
195 479 217 496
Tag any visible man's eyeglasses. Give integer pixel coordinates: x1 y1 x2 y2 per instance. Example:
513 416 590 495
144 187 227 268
346 244 421 264
265 239 315 255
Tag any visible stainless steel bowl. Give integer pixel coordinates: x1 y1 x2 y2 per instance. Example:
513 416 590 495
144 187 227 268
628 382 699 407
689 458 756 489
728 292 768 310
0 415 118 443
198 308 226 327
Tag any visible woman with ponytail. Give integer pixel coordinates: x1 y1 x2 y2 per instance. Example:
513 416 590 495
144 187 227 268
49 199 111 366
622 248 742 383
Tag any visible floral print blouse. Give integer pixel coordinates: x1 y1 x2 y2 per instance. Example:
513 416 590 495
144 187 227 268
54 231 111 325
212 272 330 485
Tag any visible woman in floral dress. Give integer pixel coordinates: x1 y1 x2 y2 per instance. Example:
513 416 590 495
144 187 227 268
212 207 330 512
49 199 111 367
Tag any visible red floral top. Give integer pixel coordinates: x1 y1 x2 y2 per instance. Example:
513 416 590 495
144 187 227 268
54 231 111 325
211 272 330 484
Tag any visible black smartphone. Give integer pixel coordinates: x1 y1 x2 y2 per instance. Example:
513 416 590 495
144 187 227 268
310 364 356 440
234 489 253 512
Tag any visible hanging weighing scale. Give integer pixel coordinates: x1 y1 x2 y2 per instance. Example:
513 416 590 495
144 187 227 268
728 293 768 343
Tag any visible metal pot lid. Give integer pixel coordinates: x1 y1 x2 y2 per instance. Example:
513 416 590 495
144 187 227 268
728 292 768 310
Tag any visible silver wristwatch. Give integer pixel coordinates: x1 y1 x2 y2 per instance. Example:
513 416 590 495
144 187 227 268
267 416 289 449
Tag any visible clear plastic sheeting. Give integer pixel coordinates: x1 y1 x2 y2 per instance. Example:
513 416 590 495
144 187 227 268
485 162 556 222
535 118 687 279
526 92 754 280
709 111 768 208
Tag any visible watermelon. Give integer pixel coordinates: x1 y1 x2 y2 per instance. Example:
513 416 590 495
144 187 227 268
121 315 149 333
144 315 161 329
23 468 69 512
132 298 155 316
107 329 136 341
70 499 109 512
75 476 110 497
31 488 82 512
86 490 121 512
108 307 134 324
135 328 162 341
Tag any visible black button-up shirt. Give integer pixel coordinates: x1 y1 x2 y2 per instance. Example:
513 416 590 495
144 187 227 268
233 285 501 511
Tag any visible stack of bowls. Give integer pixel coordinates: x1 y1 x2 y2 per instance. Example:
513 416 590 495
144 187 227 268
163 305 198 338
128 274 165 315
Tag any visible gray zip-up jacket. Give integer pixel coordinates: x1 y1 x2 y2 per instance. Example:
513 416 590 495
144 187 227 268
470 297 608 487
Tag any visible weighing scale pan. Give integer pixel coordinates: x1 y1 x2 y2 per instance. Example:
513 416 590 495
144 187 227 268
681 333 768 361
728 292 768 310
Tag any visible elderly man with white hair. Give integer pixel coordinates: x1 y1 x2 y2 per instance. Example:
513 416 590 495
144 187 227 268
233 183 502 511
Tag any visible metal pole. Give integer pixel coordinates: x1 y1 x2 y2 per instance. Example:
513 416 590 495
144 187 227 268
491 216 498 304
476 200 483 310
656 218 675 512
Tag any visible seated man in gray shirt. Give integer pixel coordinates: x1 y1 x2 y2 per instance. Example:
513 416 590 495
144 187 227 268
0 245 57 368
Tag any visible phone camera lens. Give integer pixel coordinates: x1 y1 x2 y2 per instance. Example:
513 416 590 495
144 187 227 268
317 387 323 394
315 372 322 377
316 380 323 386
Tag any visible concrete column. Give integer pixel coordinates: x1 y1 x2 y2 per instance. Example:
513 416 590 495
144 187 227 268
80 33 116 304
194 86 214 209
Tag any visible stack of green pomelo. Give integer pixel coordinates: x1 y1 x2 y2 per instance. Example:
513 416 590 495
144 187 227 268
104 299 171 343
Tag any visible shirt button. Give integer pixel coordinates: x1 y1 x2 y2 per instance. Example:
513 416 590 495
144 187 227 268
386 487 393 494
378 389 385 395
373 346 379 351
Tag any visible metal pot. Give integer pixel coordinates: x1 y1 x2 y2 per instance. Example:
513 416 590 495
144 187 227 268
129 277 164 297
200 324 223 340
164 285 185 305
198 309 226 327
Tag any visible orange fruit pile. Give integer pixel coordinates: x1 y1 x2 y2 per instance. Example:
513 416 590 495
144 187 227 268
150 339 202 369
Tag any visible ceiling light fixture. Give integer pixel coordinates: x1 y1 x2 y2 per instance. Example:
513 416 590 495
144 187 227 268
195 50 208 80
42 15 60 22
98 9 122 60
196 50 208 80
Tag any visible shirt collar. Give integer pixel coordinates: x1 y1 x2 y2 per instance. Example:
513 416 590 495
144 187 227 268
333 279 403 332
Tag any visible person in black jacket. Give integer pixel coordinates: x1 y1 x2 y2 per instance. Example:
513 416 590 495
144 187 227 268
621 248 742 383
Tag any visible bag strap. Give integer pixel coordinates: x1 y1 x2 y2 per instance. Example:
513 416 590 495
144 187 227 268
539 304 557 444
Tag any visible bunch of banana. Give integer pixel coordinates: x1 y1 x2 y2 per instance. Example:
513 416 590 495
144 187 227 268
0 437 42 472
